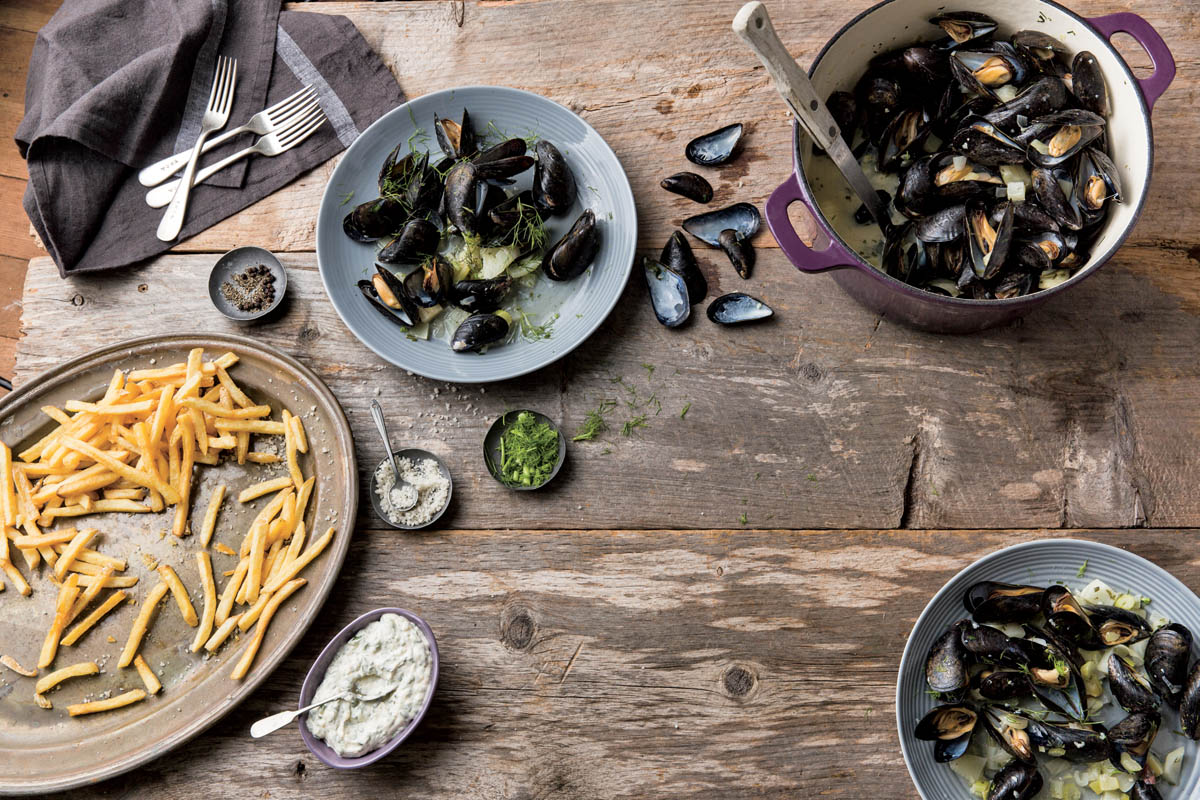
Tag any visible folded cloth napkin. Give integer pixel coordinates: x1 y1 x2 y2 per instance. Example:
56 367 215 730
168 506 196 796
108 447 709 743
15 0 405 276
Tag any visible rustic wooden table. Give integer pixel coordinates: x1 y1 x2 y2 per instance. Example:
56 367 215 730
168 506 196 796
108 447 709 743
4 1 1200 797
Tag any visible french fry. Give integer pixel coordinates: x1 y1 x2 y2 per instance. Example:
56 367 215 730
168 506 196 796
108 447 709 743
188 406 208 456
245 521 267 605
63 398 157 415
191 552 217 652
284 521 308 568
237 476 293 504
39 574 80 668
0 560 30 596
54 528 97 579
118 581 168 667
244 452 280 464
157 564 198 626
11 528 80 548
61 590 127 646
172 415 195 537
102 488 145 500
231 578 305 680
42 500 151 518
283 410 303 490
64 547 126 570
67 689 146 717
179 398 272 419
199 485 226 548
204 614 241 652
289 414 308 454
0 654 36 676
215 419 287 436
214 542 236 557
66 564 115 622
216 559 248 626
237 589 274 631
133 654 162 695
75 574 139 588
35 661 98 695
0 441 15 528
265 527 334 594
214 366 253 409
58 437 179 504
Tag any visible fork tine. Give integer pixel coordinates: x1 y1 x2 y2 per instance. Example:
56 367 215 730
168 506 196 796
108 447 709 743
272 98 322 132
205 57 226 109
218 59 237 116
279 113 327 150
266 85 316 119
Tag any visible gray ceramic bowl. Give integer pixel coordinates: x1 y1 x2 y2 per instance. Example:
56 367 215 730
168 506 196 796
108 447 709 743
897 539 1200 799
208 246 286 322
315 86 637 383
298 608 439 769
483 409 566 490
367 448 453 530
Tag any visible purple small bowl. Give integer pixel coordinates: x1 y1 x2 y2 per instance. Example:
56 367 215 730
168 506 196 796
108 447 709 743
298 607 439 769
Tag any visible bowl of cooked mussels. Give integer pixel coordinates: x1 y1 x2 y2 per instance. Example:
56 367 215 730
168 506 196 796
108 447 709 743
762 0 1175 333
899 539 1200 800
315 86 637 383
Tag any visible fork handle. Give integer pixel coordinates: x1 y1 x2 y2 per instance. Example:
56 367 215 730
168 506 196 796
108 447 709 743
138 124 251 188
156 125 215 241
145 139 260 208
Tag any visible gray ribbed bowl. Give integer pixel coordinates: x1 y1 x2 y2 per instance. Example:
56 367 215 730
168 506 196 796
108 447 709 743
897 538 1200 799
315 86 637 383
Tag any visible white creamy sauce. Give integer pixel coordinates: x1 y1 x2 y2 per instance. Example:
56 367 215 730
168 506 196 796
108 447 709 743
807 148 903 270
306 613 433 757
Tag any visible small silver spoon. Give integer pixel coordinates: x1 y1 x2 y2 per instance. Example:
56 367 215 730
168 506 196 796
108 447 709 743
250 685 396 739
369 399 418 512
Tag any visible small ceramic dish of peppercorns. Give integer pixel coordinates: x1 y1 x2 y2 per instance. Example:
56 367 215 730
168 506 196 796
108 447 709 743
209 245 287 322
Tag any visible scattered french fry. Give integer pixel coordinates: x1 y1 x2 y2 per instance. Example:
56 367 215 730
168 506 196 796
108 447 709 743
214 542 236 557
204 614 241 652
237 476 293 504
68 689 147 717
66 564 114 623
119 581 168 668
53 527 97 579
39 574 80 668
0 654 36 676
0 560 31 596
157 564 198 626
216 559 248 627
35 661 98 695
61 590 127 646
199 485 226 548
191 552 217 652
231 578 305 680
133 654 162 695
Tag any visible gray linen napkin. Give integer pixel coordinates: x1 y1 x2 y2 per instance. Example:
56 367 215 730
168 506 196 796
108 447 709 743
15 0 405 276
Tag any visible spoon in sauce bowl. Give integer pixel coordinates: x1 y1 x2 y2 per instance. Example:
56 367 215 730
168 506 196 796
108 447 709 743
369 399 418 513
250 684 396 739
733 1 893 236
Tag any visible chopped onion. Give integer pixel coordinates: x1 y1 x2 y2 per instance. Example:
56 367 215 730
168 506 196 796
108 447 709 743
1006 181 1026 203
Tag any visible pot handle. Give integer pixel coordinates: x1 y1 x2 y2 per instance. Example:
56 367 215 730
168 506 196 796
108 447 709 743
1088 12 1175 112
766 173 857 273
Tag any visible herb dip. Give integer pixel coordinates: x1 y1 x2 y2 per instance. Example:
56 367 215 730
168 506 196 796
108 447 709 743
305 613 433 757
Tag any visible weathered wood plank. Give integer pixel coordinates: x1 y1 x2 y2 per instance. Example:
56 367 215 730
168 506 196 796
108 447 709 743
31 528 1200 800
163 0 1200 254
18 239 1200 531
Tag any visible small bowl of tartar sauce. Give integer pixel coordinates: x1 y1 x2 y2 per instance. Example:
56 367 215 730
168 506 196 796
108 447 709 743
298 608 439 768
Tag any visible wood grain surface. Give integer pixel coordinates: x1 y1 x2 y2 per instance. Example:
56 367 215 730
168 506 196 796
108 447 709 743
5 0 1200 797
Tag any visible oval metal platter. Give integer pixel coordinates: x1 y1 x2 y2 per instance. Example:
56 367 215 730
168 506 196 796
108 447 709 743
0 333 357 795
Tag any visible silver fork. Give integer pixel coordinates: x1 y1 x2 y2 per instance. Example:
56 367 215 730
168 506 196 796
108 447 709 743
138 84 316 187
157 56 237 242
145 103 327 208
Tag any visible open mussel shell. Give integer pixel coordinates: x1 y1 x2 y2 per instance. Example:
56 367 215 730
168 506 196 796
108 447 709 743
685 123 742 166
1032 168 1083 231
451 311 511 353
543 209 600 281
884 223 932 285
964 581 1042 623
643 258 690 328
1108 711 1159 773
950 42 1027 96
1180 660 1200 739
434 109 477 161
877 107 931 172
950 122 1026 167
926 627 969 700
707 293 772 325
1041 584 1095 645
1012 30 1069 62
1074 148 1122 222
983 76 1069 129
1108 654 1162 714
449 276 513 314
484 190 537 244
532 140 577 217
378 218 440 264
403 256 454 308
343 197 409 242
1072 51 1109 116
1088 605 1151 647
683 203 760 247
1027 109 1106 167
929 11 996 45
1026 719 1109 763
1145 623 1193 708
661 231 707 304
660 172 713 204
358 266 420 328
982 707 1037 765
966 201 1013 280
914 704 977 762
987 759 1042 800
932 155 1005 201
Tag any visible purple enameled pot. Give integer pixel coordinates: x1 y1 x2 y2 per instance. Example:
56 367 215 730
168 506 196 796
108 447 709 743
298 607 440 769
764 0 1175 333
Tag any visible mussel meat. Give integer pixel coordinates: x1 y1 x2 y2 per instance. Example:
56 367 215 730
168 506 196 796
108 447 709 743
434 109 476 161
878 107 931 172
1146 623 1193 708
986 760 1042 800
449 276 513 314
966 201 1013 280
1088 605 1152 647
964 581 1043 624
542 209 600 281
661 231 708 304
643 258 690 328
343 197 409 243
930 11 997 45
707 293 773 325
450 311 511 353
1027 109 1105 167
378 218 441 264
660 172 714 204
982 706 1036 764
1074 147 1122 223
914 704 978 762
685 123 742 166
950 43 1027 96
1108 711 1159 773
532 140 577 216
404 256 454 308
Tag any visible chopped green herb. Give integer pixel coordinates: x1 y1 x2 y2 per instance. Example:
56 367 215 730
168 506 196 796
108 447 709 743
339 190 355 206
621 415 648 436
679 402 691 419
806 473 817 482
738 512 748 525
1076 560 1089 578
641 363 655 378
493 411 561 488
514 309 558 342
601 447 613 455
572 399 617 442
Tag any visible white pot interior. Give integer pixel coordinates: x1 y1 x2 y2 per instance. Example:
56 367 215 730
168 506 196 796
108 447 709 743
801 0 1152 278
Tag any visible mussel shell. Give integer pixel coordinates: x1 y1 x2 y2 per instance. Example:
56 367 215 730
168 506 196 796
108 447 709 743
685 123 743 166
1109 654 1162 713
878 107 931 172
1032 168 1083 231
1074 147 1123 220
358 266 420 328
984 76 1069 129
883 223 931 284
986 760 1042 800
718 229 754 279
1181 660 1200 738
377 218 441 264
1026 719 1109 763
434 109 476 160
450 312 510 353
982 707 1037 764
661 231 708 304
967 202 1013 280
484 190 537 244
950 122 1027 166
1130 780 1164 800
343 197 409 242
1026 109 1105 167
929 11 997 44
1108 711 1159 772
403 256 454 308
475 155 535 180
542 209 600 281
1072 51 1109 116
643 258 690 328
977 670 1031 701
1012 30 1069 60
854 190 892 225
825 91 858 145
915 204 966 244
661 172 714 204
682 202 761 247
959 621 1012 661
895 155 940 219
443 162 480 235
1011 240 1052 274
1145 623 1193 707
903 46 948 83
449 276 513 314
1041 585 1095 644
1088 605 1151 647
950 43 1027 95
964 581 1042 624
707 292 773 325
474 138 527 165
532 140 577 216
914 704 978 762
